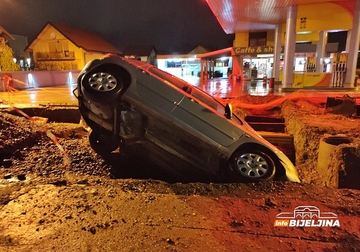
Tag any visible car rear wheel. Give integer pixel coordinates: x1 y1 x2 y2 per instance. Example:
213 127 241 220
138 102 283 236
82 65 124 101
229 149 275 182
89 130 119 155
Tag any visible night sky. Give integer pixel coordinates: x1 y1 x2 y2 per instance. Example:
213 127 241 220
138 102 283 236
0 0 234 53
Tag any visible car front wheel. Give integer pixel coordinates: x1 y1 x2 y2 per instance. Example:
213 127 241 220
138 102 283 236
229 149 275 182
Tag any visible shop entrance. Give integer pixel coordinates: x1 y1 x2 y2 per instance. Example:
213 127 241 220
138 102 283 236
242 57 273 80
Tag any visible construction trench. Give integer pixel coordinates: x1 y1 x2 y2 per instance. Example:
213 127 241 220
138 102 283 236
281 98 360 190
232 93 360 190
1 92 359 189
1 93 360 251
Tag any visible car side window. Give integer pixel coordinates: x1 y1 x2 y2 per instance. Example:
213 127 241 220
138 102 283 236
147 66 243 125
148 67 190 91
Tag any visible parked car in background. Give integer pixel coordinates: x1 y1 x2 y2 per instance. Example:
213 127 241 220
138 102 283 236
74 54 300 183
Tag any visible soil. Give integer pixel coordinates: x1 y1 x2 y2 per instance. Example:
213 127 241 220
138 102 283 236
0 92 360 252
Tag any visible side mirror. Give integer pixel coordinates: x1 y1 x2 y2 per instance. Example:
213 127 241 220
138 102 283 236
225 103 232 119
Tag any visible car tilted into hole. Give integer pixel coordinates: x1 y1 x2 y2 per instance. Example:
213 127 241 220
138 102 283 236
75 54 300 183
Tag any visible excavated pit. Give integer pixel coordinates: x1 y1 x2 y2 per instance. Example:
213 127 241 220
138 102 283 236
231 93 360 190
1 95 360 189
6 107 81 123
281 99 360 189
244 115 295 163
0 106 296 184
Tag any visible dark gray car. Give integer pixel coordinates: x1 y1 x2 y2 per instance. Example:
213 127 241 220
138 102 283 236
75 54 300 183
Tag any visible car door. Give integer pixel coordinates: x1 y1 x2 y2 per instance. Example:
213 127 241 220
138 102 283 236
171 94 245 147
130 70 223 171
132 69 185 114
163 93 245 172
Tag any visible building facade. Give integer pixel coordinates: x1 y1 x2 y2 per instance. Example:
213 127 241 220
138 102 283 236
25 22 121 71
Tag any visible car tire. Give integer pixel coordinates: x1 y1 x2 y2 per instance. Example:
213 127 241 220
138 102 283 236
89 130 119 155
229 148 275 182
82 65 124 101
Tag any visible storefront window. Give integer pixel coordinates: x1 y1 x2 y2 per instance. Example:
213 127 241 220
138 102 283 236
166 60 183 68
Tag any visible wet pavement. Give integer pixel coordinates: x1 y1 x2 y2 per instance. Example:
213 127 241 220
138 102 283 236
183 76 278 98
0 78 359 108
0 84 78 108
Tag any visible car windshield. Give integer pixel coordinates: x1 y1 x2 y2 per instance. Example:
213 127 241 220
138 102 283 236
147 67 243 125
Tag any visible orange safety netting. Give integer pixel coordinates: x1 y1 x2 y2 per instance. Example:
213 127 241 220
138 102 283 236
228 90 312 110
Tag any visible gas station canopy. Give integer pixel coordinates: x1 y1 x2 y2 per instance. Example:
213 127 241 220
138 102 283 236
205 0 359 88
205 0 356 33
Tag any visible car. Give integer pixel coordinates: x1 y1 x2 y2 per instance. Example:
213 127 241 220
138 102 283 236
74 54 300 183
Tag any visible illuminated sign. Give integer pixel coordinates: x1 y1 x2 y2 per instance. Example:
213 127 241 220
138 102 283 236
234 46 284 55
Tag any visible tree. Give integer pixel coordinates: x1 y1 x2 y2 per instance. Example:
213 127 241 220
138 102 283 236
0 44 20 71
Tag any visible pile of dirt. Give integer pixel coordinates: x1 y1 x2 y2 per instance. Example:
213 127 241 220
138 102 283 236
0 112 112 181
0 179 359 251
